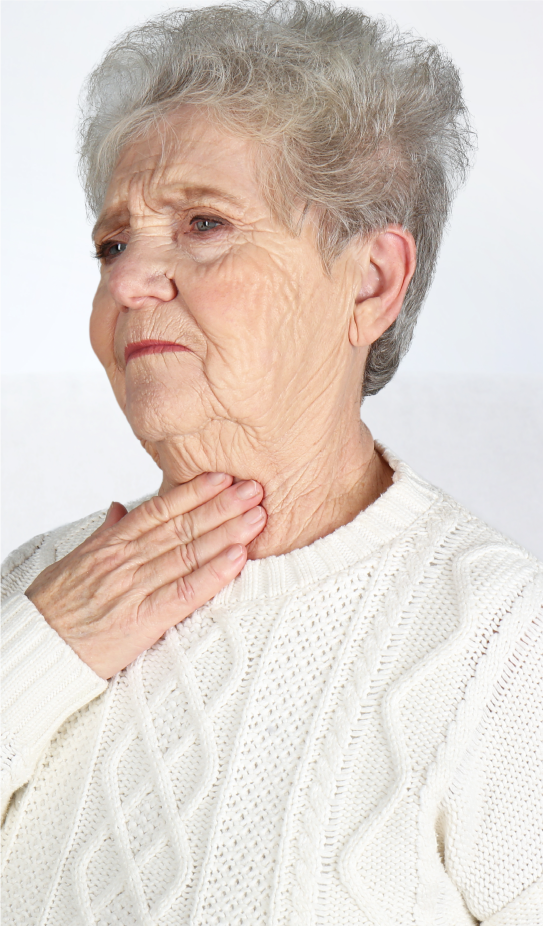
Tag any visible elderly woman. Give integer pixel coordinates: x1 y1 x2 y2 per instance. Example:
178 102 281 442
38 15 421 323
2 2 542 924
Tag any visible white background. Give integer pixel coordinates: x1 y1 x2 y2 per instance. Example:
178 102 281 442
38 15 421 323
2 0 542 558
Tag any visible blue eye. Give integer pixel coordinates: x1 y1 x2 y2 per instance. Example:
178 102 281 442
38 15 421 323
95 241 127 261
106 242 127 258
193 218 221 233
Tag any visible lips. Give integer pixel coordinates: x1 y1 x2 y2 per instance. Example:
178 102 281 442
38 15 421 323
124 340 190 365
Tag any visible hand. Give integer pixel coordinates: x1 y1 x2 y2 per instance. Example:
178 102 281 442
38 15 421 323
25 473 266 679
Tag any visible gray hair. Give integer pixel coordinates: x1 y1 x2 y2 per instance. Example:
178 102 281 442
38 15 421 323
79 0 474 395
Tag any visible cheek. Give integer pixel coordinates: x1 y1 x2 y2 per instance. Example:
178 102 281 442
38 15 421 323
183 248 302 353
89 284 127 410
192 269 288 389
90 283 119 368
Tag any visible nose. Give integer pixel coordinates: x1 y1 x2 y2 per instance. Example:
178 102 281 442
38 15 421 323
108 246 177 310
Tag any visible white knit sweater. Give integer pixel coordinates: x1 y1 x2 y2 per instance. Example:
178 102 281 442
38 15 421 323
1 449 542 926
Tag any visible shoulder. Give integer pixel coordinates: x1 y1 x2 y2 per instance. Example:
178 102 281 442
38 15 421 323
376 447 542 682
423 483 541 642
1 509 107 602
381 443 541 591
435 492 540 598
1 494 153 601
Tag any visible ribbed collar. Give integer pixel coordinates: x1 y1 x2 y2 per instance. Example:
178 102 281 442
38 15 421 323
212 444 440 607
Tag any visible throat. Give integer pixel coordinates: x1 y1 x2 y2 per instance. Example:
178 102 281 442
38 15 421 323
246 443 393 559
155 420 391 560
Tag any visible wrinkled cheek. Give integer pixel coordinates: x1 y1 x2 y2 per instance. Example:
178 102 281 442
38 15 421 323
90 282 117 364
90 287 126 407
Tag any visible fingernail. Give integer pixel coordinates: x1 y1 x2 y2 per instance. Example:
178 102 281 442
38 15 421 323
207 472 227 485
243 506 264 524
226 543 245 561
236 480 259 499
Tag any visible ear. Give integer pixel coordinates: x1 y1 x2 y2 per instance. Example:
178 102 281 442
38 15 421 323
348 225 416 348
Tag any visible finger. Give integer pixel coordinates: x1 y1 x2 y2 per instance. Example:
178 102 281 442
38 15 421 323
126 479 264 562
89 501 129 539
103 502 128 529
138 544 248 636
134 505 267 589
101 472 234 544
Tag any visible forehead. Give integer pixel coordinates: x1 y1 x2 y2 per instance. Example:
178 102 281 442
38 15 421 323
97 108 263 227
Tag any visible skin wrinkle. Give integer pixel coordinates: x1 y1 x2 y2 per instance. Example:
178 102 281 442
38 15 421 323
91 106 415 558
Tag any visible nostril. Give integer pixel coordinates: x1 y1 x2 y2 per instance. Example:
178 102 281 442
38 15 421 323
109 264 178 310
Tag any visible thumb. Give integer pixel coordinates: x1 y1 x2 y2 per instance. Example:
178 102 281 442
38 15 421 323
101 501 128 530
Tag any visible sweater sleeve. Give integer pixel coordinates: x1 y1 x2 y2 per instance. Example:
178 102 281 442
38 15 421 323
444 573 543 925
0 543 107 820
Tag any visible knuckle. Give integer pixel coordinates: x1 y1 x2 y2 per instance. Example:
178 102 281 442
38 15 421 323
88 545 125 574
142 495 171 524
175 576 196 604
178 540 199 573
172 512 194 545
208 561 228 585
136 598 160 636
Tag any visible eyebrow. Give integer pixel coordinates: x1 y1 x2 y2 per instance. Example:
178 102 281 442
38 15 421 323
169 184 246 211
92 209 130 243
92 184 247 242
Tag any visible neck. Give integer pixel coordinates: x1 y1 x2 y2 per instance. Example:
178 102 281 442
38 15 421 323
156 411 392 559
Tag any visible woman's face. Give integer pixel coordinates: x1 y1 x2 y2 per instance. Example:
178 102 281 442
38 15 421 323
91 108 364 456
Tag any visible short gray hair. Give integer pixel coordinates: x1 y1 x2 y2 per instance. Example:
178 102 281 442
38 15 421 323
79 0 474 395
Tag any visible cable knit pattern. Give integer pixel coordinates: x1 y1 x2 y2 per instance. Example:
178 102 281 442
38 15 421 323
1 447 542 926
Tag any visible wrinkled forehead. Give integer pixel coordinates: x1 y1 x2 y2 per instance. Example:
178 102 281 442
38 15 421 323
95 109 263 229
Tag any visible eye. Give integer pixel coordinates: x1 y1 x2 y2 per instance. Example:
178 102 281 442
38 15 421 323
191 217 223 233
94 241 127 261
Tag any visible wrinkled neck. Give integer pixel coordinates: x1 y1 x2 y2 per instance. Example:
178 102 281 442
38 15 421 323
156 409 392 559
245 437 393 558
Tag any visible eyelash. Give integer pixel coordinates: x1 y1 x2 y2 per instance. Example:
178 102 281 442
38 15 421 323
189 215 224 234
94 215 225 261
93 241 125 261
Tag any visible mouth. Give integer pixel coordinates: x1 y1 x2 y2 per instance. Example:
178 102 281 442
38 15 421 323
124 340 191 365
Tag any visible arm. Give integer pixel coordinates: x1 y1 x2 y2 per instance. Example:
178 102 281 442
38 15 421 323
1 592 107 816
444 573 543 925
1 473 266 817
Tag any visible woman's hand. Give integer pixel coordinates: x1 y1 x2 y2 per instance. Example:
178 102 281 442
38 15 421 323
25 473 265 679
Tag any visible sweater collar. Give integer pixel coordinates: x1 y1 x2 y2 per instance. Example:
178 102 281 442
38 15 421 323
211 444 439 607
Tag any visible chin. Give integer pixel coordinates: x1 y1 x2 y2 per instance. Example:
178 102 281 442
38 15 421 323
124 378 208 443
